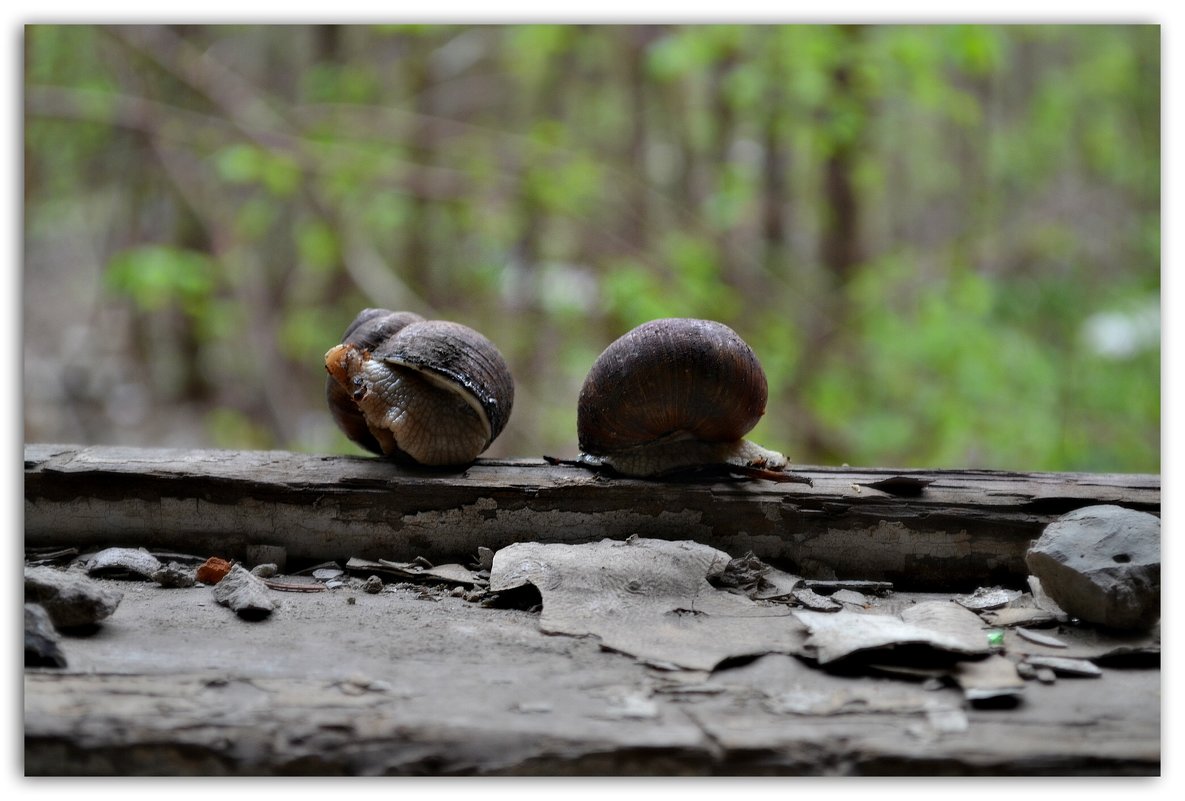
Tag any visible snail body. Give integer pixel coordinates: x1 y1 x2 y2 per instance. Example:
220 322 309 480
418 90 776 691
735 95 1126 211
576 318 794 479
325 309 514 467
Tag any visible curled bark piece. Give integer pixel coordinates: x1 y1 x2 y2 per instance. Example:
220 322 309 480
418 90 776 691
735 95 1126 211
489 538 808 671
87 547 162 581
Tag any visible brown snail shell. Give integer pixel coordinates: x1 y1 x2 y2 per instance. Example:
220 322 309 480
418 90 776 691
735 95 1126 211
576 318 790 477
325 309 514 466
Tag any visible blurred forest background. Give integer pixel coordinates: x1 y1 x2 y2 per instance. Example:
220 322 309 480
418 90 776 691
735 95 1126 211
23 24 1159 472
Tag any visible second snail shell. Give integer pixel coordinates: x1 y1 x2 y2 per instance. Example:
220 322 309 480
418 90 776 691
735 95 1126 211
576 318 790 477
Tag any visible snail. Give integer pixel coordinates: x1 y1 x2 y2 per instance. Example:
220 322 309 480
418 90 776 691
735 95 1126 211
575 318 809 483
324 308 514 467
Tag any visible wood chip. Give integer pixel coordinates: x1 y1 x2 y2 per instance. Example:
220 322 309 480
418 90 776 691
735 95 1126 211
347 557 482 586
802 579 893 596
831 589 869 606
1016 627 1068 648
954 586 1023 611
795 602 990 665
262 578 326 592
789 587 842 612
1024 656 1102 678
982 606 1056 628
954 655 1025 706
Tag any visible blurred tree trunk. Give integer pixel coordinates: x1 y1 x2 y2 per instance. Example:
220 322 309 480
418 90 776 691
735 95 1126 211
402 32 436 305
708 43 739 278
621 26 659 254
761 83 789 275
820 26 865 288
796 25 870 465
308 25 352 311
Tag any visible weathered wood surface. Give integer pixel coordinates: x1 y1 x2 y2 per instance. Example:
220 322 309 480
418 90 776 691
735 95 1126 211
23 582 1160 776
25 444 1160 590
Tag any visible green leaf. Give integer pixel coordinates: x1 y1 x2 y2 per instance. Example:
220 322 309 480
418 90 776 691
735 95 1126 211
296 219 339 273
215 144 264 184
105 245 215 313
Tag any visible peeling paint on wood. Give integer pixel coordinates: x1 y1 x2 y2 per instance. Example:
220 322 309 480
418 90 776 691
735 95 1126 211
24 445 1160 590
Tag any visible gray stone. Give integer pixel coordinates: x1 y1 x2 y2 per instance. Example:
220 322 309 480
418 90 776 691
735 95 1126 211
25 603 66 668
87 547 162 580
1026 505 1160 630
250 563 278 578
25 566 123 629
212 564 275 621
152 562 196 588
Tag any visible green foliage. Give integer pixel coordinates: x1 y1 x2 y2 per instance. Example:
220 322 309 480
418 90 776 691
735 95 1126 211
104 246 216 316
214 144 301 197
24 24 1159 472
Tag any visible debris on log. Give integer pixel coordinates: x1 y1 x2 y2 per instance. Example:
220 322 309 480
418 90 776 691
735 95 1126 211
1026 505 1161 630
212 565 275 621
25 603 66 668
24 566 123 630
86 547 162 581
489 538 808 671
23 445 1160 590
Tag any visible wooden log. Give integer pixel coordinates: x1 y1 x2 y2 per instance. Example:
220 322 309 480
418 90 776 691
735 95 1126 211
24 444 1159 590
23 585 1161 775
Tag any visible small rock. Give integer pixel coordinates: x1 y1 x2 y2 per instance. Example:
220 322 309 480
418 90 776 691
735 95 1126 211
1035 667 1058 684
1026 505 1160 629
362 575 384 594
790 586 842 612
477 547 495 572
312 567 344 581
1024 655 1102 678
25 566 123 629
152 562 196 588
25 603 66 668
250 563 279 578
196 557 233 585
831 588 869 606
87 547 162 581
954 586 1023 611
212 564 275 620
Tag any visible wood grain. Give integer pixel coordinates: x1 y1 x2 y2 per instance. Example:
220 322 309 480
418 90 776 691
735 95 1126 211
24 444 1159 590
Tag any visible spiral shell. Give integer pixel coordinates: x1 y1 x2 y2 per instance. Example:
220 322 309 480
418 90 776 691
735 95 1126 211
325 309 514 466
577 318 768 457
